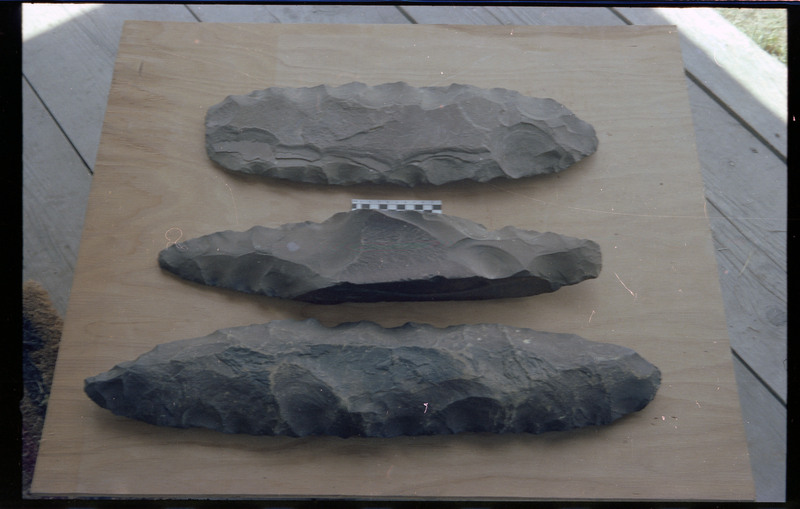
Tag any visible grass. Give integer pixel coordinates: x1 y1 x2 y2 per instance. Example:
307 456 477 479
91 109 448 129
715 8 787 64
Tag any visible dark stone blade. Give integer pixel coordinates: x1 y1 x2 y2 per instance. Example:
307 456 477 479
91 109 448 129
157 210 601 304
85 320 660 437
205 82 598 186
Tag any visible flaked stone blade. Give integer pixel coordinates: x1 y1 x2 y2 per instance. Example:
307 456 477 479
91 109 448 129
205 82 598 186
85 320 660 437
158 210 601 304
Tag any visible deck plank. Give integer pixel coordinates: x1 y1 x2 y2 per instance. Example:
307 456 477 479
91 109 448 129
401 4 633 25
614 7 787 159
482 5 623 25
399 5 501 24
22 78 92 317
255 5 410 24
22 3 197 169
188 4 409 24
707 200 787 400
687 78 786 273
733 355 786 502
184 5 279 23
685 78 786 402
401 5 625 25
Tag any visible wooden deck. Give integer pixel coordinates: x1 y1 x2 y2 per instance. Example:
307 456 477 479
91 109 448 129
22 5 785 502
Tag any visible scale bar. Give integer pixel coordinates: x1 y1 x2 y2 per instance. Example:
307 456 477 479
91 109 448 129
351 199 442 213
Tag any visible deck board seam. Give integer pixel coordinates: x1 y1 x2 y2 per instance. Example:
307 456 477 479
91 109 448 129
184 4 202 23
22 73 94 176
685 69 787 163
395 6 417 24
481 6 505 25
731 347 787 407
607 5 632 25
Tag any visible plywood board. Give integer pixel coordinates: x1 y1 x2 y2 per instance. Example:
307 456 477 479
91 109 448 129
31 22 754 500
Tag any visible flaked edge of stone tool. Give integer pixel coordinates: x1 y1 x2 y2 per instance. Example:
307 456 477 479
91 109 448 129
157 209 602 304
85 319 660 438
205 81 599 186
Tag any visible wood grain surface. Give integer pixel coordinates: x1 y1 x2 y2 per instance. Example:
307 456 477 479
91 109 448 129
31 22 754 500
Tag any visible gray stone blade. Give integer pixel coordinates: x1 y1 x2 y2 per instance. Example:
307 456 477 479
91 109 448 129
205 82 598 186
157 210 601 304
85 320 660 437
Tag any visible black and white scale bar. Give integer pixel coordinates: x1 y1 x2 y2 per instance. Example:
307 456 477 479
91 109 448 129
351 199 442 213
